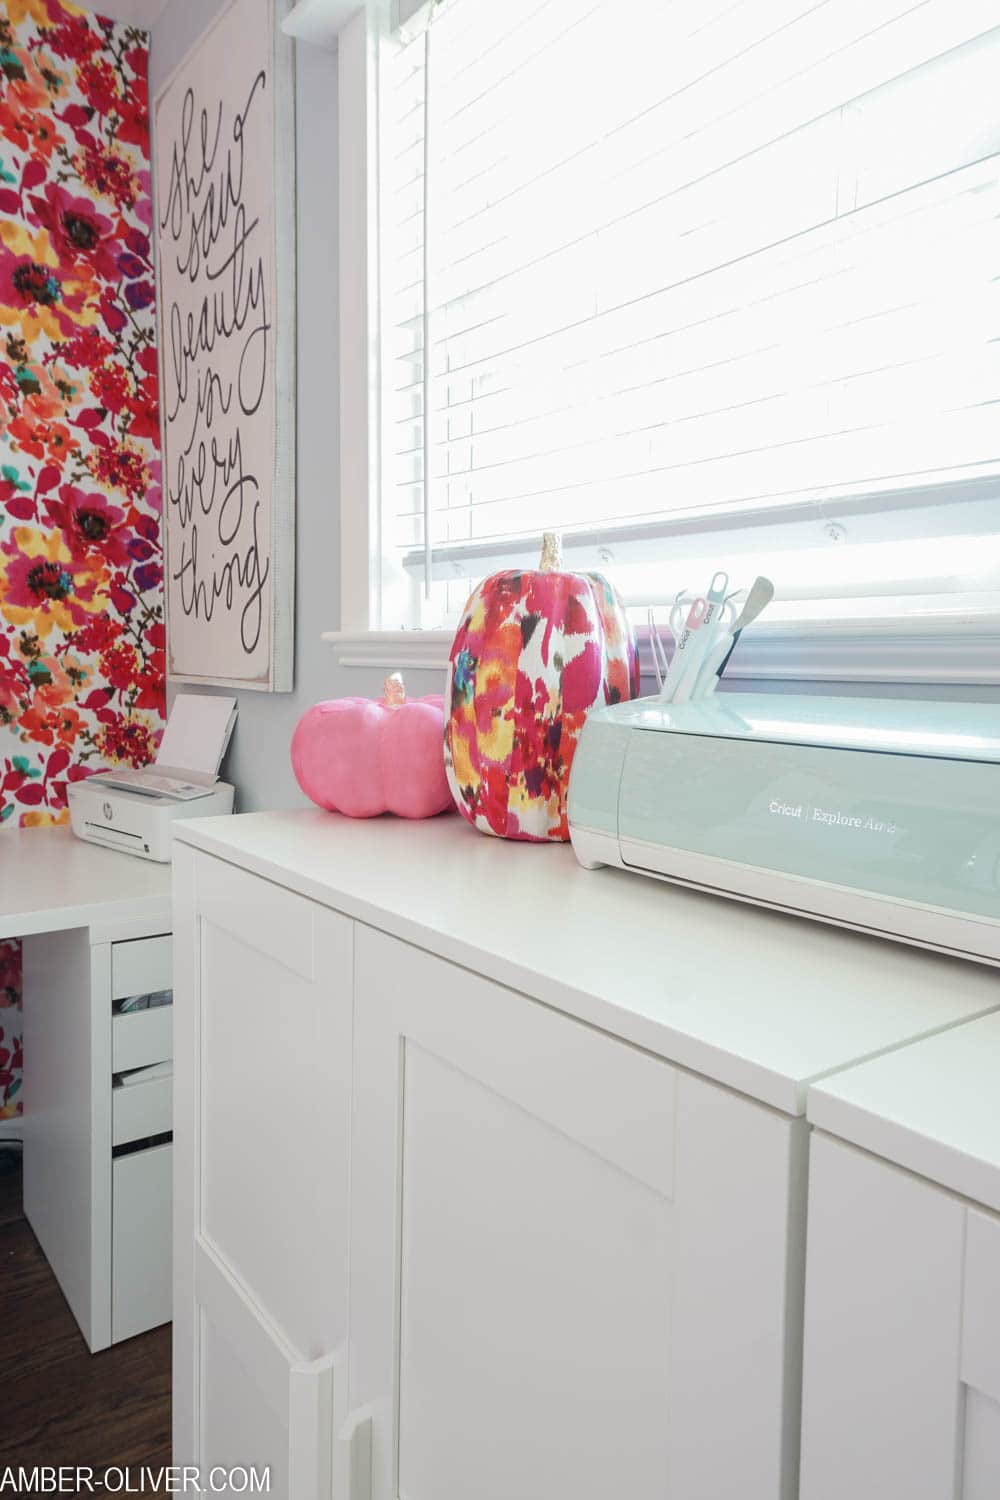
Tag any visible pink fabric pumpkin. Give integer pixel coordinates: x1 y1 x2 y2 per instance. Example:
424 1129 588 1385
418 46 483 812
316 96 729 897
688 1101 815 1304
291 674 452 818
444 533 639 841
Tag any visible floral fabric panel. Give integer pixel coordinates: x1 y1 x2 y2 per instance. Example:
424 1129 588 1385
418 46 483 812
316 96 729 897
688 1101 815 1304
445 569 639 842
0 0 163 1114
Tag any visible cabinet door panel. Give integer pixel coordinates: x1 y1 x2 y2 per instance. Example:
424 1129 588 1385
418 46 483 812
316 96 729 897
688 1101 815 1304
199 896 351 1357
196 855 315 979
350 926 802 1500
801 1133 1000 1500
173 848 353 1484
963 1389 1000 1500
669 1065 808 1498
800 1132 965 1500
961 1210 1000 1404
398 1039 672 1500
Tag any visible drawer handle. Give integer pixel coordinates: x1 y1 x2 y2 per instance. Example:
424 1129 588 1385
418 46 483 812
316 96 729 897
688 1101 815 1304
336 1407 373 1500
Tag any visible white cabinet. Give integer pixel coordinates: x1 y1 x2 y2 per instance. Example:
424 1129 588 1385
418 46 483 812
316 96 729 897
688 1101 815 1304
172 847 353 1499
801 1015 1000 1500
172 811 1000 1497
347 926 805 1500
801 1137 1000 1499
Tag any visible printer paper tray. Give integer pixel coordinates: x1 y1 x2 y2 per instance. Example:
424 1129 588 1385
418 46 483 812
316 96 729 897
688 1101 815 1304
82 822 148 852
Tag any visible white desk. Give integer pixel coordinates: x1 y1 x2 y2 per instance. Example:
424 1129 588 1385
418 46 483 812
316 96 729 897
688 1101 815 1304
2 826 172 1350
0 825 171 942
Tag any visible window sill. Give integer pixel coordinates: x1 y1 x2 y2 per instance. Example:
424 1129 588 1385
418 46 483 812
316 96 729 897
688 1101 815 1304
321 620 1000 686
321 630 455 673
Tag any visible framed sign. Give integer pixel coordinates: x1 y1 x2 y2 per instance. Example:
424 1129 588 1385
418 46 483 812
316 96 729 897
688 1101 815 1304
154 0 295 691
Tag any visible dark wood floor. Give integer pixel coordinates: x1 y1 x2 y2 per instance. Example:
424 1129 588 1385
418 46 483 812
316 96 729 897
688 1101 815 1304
0 1146 171 1481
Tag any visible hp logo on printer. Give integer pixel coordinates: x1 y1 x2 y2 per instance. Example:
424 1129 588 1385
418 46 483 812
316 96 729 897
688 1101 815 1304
103 801 113 821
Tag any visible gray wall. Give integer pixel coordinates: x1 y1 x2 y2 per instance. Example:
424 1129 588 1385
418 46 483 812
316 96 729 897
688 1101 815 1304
151 3 434 811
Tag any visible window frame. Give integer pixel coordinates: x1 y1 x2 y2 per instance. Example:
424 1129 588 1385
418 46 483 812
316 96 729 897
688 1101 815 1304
330 2 1000 688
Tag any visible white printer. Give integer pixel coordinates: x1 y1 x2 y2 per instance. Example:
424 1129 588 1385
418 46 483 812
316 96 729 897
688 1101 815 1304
68 695 237 862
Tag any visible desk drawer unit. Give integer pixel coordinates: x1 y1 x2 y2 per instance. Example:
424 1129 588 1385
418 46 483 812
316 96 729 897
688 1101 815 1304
21 920 174 1353
108 932 173 1343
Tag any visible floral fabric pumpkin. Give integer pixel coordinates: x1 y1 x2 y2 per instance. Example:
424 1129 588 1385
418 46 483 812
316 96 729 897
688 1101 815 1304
292 674 452 819
445 534 639 841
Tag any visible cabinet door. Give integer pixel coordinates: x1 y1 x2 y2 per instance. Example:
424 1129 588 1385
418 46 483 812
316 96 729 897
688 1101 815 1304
172 847 353 1498
801 1133 1000 1500
347 926 806 1500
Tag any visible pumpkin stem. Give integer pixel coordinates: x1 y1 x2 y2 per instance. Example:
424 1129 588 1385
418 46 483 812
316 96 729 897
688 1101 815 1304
383 672 406 708
539 532 563 572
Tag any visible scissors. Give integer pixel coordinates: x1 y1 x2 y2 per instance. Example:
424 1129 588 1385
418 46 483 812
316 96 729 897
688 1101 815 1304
659 572 732 702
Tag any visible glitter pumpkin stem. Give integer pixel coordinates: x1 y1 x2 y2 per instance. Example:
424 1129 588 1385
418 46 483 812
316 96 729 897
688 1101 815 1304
539 532 563 572
383 672 406 707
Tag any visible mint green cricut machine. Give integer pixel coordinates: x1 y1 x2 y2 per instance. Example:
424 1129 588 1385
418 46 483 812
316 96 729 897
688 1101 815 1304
567 694 1000 966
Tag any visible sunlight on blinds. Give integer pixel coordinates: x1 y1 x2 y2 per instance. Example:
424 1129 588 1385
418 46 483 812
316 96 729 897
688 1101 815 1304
377 0 1000 629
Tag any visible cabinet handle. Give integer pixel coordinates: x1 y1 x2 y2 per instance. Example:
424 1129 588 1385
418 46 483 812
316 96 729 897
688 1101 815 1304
336 1407 373 1500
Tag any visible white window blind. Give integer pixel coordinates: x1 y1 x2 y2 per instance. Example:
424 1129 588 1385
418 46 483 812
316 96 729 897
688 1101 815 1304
375 0 1000 633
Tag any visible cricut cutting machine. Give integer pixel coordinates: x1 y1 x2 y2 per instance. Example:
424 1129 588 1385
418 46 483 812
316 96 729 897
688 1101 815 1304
68 694 236 861
568 694 1000 966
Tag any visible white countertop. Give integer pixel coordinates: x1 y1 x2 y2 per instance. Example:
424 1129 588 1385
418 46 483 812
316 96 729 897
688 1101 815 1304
808 1012 1000 1211
0 826 171 940
175 809 1000 1114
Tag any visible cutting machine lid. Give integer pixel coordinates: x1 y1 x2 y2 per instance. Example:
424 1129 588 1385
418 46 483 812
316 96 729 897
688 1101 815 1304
599 693 1000 765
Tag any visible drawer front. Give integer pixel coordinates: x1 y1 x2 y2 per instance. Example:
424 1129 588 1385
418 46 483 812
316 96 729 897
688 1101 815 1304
113 1074 172 1146
112 1142 172 1342
111 934 172 1001
113 1006 173 1073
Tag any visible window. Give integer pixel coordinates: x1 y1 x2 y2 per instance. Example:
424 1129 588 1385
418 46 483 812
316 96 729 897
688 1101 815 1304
343 0 1000 669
